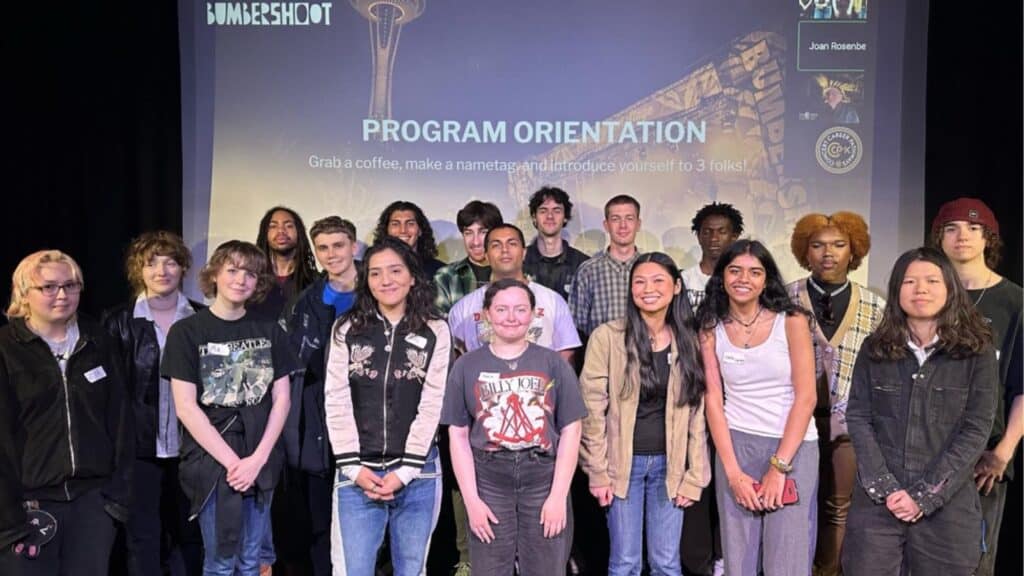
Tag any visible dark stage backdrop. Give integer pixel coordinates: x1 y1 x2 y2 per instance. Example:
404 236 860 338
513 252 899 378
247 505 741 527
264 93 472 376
4 1 1021 575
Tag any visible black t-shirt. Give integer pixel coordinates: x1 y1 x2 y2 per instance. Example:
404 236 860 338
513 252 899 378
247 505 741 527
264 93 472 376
161 308 296 408
807 278 851 342
161 308 298 510
248 274 300 321
469 262 491 284
968 279 1023 479
633 347 671 455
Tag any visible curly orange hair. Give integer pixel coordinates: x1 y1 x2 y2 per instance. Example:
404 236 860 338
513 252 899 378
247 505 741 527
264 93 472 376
790 211 871 271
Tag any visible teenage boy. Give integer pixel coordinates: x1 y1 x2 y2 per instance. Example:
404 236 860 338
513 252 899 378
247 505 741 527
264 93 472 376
932 198 1022 576
373 200 447 278
162 240 295 574
523 187 590 300
680 202 743 309
280 217 359 576
449 224 580 361
250 206 319 321
569 195 642 338
435 201 504 314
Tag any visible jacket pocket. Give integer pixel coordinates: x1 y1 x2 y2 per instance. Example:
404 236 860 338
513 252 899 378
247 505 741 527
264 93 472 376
870 378 901 419
927 382 969 425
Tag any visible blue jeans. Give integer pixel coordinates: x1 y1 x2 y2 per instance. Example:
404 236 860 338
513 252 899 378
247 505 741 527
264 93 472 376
258 519 275 567
607 454 685 576
334 451 442 576
197 489 272 576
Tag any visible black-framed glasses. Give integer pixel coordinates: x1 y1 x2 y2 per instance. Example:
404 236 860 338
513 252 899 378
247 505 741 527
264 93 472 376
30 282 82 297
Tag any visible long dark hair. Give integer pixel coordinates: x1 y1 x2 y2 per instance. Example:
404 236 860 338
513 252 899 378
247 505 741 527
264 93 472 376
256 206 318 290
337 237 441 337
373 201 439 262
867 247 991 360
623 253 705 407
697 239 809 330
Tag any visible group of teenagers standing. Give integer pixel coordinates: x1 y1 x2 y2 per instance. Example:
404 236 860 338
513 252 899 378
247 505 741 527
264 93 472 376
0 190 1019 576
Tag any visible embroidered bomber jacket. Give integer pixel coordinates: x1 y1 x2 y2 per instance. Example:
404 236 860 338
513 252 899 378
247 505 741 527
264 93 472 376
324 315 451 474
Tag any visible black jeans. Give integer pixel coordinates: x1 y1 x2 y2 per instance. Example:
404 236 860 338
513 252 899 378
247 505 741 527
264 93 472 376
976 480 1008 576
680 442 722 576
127 457 202 576
843 481 982 575
306 470 333 576
469 449 571 576
0 488 117 576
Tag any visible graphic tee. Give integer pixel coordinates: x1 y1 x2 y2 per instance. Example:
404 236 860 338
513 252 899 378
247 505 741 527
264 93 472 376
441 343 587 453
680 266 710 309
162 309 295 408
447 281 581 353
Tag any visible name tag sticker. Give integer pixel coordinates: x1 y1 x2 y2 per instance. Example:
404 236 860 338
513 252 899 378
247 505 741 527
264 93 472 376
405 333 428 349
207 343 230 356
479 371 500 383
84 366 107 383
722 352 745 365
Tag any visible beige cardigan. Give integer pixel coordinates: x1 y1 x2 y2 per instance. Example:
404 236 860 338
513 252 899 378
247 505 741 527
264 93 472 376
579 319 710 501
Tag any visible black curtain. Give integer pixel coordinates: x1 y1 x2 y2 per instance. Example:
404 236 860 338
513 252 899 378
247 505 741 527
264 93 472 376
926 4 1023 576
6 2 182 317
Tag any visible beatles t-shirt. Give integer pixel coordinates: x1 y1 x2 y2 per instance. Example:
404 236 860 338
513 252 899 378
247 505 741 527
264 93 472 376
162 309 296 408
441 343 587 453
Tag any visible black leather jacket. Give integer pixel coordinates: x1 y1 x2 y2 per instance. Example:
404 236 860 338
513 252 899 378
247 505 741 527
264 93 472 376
102 298 204 458
0 317 132 549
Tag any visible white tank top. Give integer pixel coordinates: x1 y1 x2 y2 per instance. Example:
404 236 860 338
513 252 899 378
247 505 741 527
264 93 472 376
715 313 817 441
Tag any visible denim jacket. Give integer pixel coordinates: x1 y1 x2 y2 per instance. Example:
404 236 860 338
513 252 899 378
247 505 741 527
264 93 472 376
846 343 997 516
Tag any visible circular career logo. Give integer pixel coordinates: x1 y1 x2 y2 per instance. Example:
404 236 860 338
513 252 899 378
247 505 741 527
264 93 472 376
815 127 862 174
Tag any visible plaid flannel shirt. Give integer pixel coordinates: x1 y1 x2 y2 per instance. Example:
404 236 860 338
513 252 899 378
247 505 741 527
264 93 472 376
434 258 484 315
569 249 640 337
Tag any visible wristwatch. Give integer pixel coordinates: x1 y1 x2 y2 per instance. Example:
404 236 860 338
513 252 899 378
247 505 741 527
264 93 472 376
769 454 793 474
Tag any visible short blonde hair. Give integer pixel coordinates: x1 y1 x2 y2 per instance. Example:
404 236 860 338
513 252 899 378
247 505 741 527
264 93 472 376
198 240 270 302
6 250 85 319
125 231 193 295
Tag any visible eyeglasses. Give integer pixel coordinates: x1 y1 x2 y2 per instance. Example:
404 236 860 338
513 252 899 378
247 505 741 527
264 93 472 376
30 282 83 297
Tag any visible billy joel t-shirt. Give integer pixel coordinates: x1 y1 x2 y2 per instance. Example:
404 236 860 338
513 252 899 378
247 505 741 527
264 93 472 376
441 343 587 454
162 308 296 407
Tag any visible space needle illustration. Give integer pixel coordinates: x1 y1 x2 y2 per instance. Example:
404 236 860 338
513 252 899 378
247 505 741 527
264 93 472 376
350 0 425 121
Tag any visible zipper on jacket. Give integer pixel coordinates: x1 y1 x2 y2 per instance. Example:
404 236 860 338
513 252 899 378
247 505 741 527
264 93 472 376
59 346 80 494
381 319 398 460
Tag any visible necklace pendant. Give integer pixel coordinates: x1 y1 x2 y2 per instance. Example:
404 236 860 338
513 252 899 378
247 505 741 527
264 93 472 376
506 360 518 371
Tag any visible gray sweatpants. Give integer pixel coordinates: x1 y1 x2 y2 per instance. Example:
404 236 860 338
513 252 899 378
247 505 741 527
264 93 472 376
715 429 819 576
